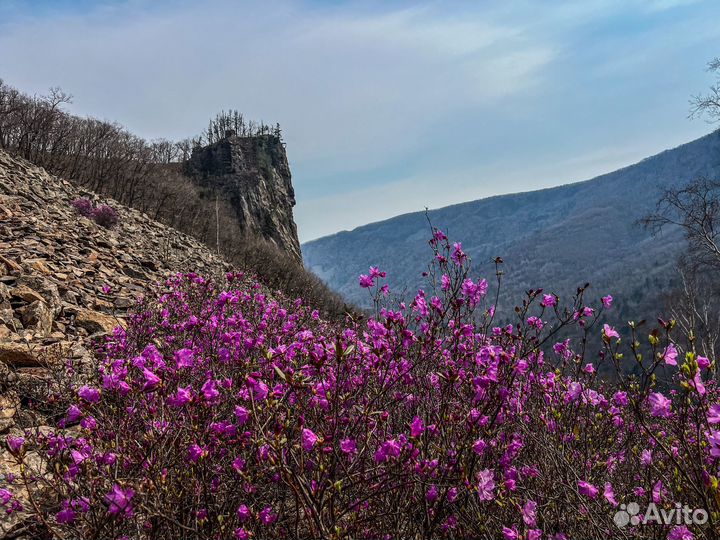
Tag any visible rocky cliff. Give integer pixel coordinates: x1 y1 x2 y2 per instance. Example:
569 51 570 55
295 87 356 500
185 133 302 261
0 148 237 527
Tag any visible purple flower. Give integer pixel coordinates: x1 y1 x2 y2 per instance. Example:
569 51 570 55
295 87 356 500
234 528 251 540
187 444 208 463
91 204 119 228
410 416 425 438
340 438 357 454
522 500 537 526
201 378 220 401
603 324 619 339
541 294 557 307
708 404 720 424
472 438 487 455
141 368 161 392
301 428 319 452
168 386 193 407
6 436 24 455
502 526 519 540
259 506 277 526
104 484 134 518
247 377 269 401
174 348 195 369
358 274 374 288
667 525 694 540
601 295 613 308
663 344 678 366
578 480 598 499
66 404 83 423
56 501 76 524
71 198 94 217
648 392 672 418
78 385 100 404
426 485 438 503
603 482 618 506
232 456 246 473
235 406 250 425
477 469 495 501
237 504 251 522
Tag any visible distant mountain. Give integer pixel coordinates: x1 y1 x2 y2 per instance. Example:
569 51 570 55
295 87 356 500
303 130 720 323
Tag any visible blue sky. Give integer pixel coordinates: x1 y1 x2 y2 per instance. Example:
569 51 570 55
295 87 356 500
1 0 718 241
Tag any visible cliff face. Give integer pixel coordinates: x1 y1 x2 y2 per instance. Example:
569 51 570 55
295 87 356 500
186 134 302 261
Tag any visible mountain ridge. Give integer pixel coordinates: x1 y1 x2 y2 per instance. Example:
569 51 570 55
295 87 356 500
303 130 720 320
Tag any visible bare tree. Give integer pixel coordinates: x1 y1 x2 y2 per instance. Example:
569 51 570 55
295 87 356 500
690 57 720 123
643 177 720 269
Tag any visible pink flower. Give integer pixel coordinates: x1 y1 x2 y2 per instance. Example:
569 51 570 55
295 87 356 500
340 438 357 454
259 506 277 525
358 274 374 288
187 444 208 463
578 480 598 499
451 243 467 265
426 485 438 503
663 344 678 366
477 469 495 501
374 439 402 463
641 449 653 466
201 378 220 401
232 456 246 473
66 404 83 422
541 294 557 307
528 530 543 540
6 436 24 455
141 368 161 392
247 377 269 401
690 370 706 396
706 430 720 458
234 528 251 540
168 386 192 407
502 525 519 540
708 404 720 424
78 385 100 403
522 500 537 526
104 484 134 518
174 348 195 369
56 501 76 524
667 525 694 540
235 406 250 425
472 438 487 455
410 416 425 438
237 504 251 522
441 274 451 290
613 391 628 406
301 428 319 452
603 324 619 339
603 482 618 506
601 295 613 308
652 480 663 503
648 392 672 418
698 356 711 370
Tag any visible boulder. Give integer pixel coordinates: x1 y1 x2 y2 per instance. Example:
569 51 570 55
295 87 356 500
74 308 124 335
0 343 38 368
17 301 52 337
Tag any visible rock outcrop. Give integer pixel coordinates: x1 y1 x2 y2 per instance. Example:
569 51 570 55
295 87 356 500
0 147 233 436
185 133 302 261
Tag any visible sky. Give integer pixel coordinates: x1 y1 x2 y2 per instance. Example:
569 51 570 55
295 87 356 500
0 0 718 242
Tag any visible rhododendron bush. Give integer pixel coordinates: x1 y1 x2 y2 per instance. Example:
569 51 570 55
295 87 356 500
5 231 720 539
